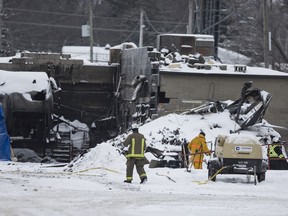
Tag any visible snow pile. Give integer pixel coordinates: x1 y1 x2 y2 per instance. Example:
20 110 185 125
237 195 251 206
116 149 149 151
141 111 238 145
218 47 251 65
67 109 280 172
67 142 126 173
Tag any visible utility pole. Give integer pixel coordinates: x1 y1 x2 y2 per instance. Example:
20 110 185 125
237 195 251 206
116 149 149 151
263 0 269 68
187 0 194 34
214 0 220 60
89 0 94 63
0 0 3 53
199 0 205 33
139 8 144 47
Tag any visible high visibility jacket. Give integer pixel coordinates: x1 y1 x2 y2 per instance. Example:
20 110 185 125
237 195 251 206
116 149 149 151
270 145 284 158
123 132 146 158
188 134 210 163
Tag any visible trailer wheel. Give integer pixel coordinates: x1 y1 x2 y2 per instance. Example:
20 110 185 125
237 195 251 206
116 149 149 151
257 172 266 182
253 166 257 185
208 165 217 181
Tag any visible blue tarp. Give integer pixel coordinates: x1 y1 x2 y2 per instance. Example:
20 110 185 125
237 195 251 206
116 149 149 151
0 104 11 161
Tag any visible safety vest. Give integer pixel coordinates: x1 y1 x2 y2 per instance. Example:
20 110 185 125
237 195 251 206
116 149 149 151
269 145 284 158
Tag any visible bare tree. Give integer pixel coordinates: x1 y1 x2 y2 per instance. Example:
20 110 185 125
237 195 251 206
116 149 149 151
219 0 288 72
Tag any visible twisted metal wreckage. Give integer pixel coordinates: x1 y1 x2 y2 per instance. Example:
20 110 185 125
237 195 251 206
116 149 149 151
146 81 274 168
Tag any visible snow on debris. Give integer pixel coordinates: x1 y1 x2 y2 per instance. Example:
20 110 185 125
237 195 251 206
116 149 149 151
67 109 280 172
0 70 51 98
158 46 288 76
62 46 110 65
53 116 90 150
218 47 251 65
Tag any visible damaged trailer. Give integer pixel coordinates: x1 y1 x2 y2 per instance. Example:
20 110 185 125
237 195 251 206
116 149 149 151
0 70 58 148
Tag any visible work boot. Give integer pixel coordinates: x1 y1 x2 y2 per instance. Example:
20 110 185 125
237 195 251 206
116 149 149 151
124 180 132 183
140 177 147 184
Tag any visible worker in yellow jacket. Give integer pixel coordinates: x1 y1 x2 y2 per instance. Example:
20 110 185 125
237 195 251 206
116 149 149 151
188 132 210 169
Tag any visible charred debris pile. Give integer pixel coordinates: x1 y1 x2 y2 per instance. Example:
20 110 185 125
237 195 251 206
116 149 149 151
101 81 275 169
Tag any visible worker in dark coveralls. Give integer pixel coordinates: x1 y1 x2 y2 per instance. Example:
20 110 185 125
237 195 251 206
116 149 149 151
123 123 148 184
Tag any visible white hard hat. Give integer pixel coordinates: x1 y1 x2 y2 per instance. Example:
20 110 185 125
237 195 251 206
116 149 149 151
131 123 138 130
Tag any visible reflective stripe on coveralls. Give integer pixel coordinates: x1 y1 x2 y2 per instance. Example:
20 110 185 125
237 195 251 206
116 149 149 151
126 138 145 158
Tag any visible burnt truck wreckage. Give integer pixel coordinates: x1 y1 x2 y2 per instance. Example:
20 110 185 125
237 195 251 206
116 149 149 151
112 37 214 132
0 70 90 162
0 70 59 148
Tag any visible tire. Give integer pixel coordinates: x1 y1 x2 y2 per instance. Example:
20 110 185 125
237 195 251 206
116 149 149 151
254 166 257 185
208 164 217 181
257 172 266 183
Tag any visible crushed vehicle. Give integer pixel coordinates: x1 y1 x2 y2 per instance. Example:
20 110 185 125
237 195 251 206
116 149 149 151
207 134 268 184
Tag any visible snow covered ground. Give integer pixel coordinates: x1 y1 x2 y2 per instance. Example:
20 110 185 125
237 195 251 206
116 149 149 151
1 111 288 216
1 161 288 216
1 39 288 215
